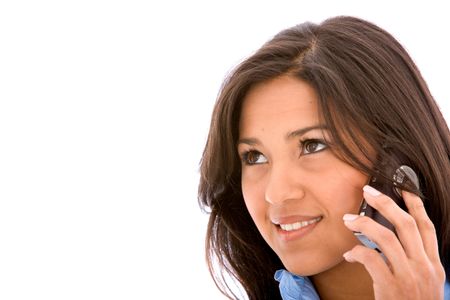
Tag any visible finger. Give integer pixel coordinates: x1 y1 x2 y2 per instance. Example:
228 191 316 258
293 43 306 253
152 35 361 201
343 245 393 284
402 190 441 264
362 185 426 259
344 214 409 275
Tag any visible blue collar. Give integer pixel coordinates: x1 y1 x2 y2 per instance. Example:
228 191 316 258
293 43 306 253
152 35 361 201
275 269 450 300
274 269 319 300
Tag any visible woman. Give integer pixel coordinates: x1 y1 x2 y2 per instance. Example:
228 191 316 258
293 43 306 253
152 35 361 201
198 16 450 299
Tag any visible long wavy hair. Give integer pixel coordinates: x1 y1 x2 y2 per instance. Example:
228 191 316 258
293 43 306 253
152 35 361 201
198 16 450 299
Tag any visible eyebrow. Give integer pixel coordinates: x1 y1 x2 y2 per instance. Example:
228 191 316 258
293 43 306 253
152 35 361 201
286 124 327 139
237 124 327 146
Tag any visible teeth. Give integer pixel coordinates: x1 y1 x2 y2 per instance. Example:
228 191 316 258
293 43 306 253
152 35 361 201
279 217 322 231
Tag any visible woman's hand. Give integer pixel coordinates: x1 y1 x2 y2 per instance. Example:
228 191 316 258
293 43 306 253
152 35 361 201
342 185 446 299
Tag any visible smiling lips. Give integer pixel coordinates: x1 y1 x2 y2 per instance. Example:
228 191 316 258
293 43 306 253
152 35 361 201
278 216 322 231
271 216 323 242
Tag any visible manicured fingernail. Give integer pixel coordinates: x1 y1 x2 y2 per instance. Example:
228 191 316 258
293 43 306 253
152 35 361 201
343 251 354 262
343 214 359 221
363 185 381 197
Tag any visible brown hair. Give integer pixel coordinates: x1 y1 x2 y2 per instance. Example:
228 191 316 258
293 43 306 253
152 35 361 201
198 16 450 299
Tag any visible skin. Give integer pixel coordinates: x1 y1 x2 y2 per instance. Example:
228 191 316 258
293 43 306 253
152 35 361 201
237 75 445 299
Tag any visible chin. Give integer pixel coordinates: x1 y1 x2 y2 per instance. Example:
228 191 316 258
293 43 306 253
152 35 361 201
282 254 344 277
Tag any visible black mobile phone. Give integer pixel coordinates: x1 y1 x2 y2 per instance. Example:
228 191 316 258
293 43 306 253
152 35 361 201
354 162 420 252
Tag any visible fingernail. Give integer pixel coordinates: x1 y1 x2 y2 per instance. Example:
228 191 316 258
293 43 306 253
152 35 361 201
343 214 359 221
363 185 381 197
343 251 354 262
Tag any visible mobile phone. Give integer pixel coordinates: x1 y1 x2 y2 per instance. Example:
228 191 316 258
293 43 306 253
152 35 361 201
354 163 420 252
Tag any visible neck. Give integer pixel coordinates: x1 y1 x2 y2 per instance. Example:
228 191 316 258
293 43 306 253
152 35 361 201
311 260 374 300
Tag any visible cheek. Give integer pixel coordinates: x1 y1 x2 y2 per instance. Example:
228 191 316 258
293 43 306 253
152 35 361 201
242 177 267 225
321 169 367 216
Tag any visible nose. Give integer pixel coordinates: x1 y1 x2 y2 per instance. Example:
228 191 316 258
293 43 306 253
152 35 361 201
264 162 305 205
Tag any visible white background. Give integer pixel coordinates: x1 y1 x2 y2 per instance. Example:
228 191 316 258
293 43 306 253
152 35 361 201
0 1 448 299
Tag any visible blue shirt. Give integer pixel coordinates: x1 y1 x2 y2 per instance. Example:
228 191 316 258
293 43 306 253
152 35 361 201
275 269 450 300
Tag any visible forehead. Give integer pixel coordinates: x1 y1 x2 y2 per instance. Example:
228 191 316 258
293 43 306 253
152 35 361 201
239 76 320 135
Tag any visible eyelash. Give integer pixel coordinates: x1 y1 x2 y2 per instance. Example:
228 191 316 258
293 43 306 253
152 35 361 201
241 150 265 166
299 138 328 155
240 138 328 166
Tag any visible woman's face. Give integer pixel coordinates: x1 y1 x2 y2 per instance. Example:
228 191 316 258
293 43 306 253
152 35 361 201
238 75 369 276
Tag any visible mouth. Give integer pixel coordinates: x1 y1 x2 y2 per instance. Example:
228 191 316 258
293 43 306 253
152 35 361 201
277 216 323 232
272 216 323 242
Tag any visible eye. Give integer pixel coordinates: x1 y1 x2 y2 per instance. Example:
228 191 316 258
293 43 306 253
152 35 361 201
301 139 327 155
241 150 268 165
